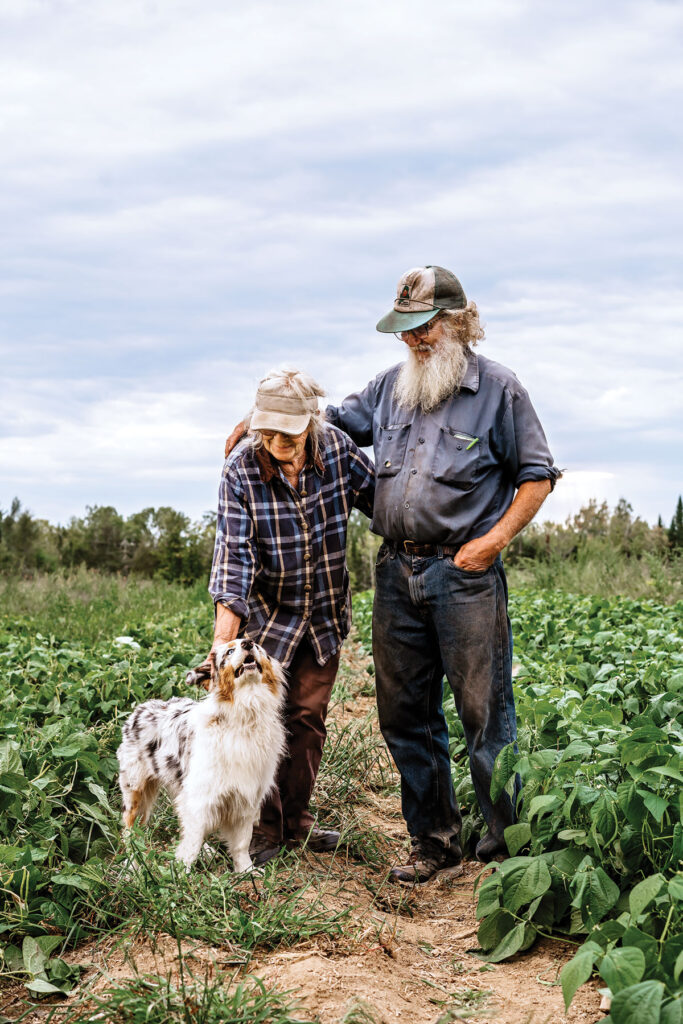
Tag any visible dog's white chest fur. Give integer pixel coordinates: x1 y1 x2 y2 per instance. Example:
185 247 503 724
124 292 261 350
117 640 286 872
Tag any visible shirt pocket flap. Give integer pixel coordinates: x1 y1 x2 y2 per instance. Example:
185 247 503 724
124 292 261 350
432 427 481 490
377 423 411 477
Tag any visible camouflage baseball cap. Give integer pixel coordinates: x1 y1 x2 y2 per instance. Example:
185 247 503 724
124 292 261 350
376 265 467 333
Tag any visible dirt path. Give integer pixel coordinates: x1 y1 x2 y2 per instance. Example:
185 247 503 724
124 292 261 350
245 639 606 1024
2 637 605 1024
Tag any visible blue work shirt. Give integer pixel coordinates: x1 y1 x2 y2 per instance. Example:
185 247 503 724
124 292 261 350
326 349 559 547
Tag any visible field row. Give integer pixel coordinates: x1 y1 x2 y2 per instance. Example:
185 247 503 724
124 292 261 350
1 581 682 1023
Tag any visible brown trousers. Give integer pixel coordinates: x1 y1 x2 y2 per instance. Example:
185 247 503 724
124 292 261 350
258 639 340 843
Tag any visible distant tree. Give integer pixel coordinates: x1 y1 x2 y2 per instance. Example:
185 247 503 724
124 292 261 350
669 496 683 550
154 507 191 582
82 506 125 572
124 507 159 576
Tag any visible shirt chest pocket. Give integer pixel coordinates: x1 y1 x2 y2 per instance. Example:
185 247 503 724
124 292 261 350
432 428 481 490
377 423 411 477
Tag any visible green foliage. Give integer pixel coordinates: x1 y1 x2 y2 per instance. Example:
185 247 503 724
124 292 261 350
346 509 382 593
0 577 366 1004
0 590 213 968
0 499 216 583
466 590 683 1023
50 967 315 1024
506 497 682 603
354 584 682 1021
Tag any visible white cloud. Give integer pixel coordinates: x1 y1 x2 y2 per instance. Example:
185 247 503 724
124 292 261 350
1 0 682 528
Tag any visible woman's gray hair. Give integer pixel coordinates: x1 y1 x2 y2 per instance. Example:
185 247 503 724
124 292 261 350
440 301 485 347
248 367 327 458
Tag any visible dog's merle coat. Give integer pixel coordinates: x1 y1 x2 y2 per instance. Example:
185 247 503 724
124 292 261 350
117 640 286 872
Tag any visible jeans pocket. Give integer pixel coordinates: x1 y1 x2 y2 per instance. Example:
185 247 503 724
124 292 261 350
375 541 391 569
446 558 491 578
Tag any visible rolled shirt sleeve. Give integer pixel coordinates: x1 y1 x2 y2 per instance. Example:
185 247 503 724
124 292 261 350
209 465 258 619
497 386 561 491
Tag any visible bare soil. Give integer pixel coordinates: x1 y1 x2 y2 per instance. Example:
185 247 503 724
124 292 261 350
2 637 606 1024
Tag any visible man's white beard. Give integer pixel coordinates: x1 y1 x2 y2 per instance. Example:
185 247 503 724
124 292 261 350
393 341 469 412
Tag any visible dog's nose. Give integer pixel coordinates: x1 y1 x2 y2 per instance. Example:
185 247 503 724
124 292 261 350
242 640 253 651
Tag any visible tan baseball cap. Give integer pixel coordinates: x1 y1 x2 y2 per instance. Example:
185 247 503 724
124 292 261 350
376 265 467 333
250 379 319 435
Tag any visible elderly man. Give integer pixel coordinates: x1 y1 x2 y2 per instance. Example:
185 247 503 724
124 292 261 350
206 368 375 866
326 266 559 882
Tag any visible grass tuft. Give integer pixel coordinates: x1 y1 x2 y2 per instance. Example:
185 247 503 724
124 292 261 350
43 965 315 1024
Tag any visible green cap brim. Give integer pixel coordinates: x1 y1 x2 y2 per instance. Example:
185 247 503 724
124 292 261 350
375 307 440 333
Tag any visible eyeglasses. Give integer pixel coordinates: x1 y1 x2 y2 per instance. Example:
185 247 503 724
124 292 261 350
397 313 443 340
260 429 307 442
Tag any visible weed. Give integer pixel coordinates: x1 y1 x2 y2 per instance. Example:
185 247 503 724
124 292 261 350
338 997 382 1024
43 966 314 1024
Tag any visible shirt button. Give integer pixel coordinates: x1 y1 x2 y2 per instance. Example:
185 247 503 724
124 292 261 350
457 444 462 450
404 502 410 509
304 552 311 560
410 468 417 475
301 490 307 496
419 437 425 444
384 460 391 467
304 584 312 592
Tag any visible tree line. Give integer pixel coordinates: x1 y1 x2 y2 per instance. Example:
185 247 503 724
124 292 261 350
1 494 681 592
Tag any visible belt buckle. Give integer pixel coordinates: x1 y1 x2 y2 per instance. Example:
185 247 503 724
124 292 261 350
402 540 419 554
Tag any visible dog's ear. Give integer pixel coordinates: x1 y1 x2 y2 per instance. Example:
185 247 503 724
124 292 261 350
185 654 215 691
208 650 219 690
261 658 285 698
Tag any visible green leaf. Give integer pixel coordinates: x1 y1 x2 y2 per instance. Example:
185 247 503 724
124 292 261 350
528 794 561 821
558 828 588 843
22 936 46 977
0 740 23 775
51 871 92 891
477 908 516 951
661 1000 682 1024
667 875 683 903
621 927 659 969
485 922 531 963
25 977 63 995
490 742 517 803
502 858 552 914
36 936 63 958
561 949 596 1011
504 823 531 857
599 947 646 994
475 873 503 920
642 792 669 823
629 874 665 918
609 980 663 1024
572 867 620 928
675 951 683 985
1 944 24 972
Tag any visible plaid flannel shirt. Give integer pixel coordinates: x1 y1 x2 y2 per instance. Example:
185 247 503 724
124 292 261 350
209 424 375 669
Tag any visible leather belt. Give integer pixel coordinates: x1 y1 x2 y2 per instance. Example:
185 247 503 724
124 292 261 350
394 540 459 557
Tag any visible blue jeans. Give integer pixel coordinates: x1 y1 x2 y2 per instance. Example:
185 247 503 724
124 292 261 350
372 545 519 845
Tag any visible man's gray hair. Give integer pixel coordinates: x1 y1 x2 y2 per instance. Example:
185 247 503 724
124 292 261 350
248 367 327 457
439 301 485 348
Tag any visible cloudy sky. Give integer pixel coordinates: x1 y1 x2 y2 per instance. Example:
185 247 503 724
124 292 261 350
2 0 682 529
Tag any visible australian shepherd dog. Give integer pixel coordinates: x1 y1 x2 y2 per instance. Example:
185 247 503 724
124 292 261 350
117 639 286 872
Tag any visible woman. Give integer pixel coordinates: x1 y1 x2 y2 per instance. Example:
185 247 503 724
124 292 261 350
205 368 374 866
